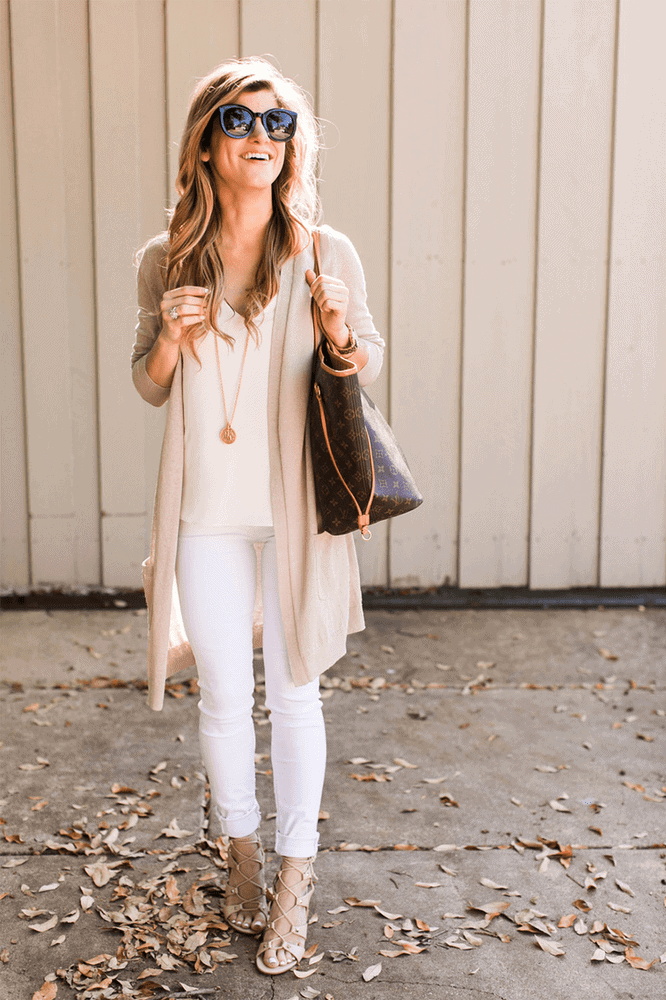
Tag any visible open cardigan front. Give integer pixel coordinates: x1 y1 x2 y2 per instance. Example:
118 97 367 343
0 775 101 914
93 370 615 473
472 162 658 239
131 225 386 710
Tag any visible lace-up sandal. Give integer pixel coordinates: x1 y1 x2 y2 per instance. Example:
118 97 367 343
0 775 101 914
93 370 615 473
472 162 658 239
255 857 318 974
222 833 268 935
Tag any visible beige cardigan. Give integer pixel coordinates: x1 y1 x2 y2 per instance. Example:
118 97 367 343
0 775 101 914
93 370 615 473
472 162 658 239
131 225 386 710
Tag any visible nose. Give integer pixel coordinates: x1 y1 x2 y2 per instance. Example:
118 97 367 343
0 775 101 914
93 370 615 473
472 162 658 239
250 115 269 140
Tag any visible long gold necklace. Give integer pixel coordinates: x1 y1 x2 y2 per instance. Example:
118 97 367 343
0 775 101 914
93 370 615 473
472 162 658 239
213 316 251 444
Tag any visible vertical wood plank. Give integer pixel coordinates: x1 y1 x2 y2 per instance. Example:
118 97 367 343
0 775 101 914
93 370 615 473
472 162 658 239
601 0 666 586
240 0 316 100
530 0 616 588
391 0 466 587
165 0 239 202
0 0 29 589
318 0 391 587
90 0 167 587
10 0 98 586
460 0 541 588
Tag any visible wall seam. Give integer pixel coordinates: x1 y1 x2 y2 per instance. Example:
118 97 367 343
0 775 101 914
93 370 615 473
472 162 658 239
386 0 394 587
163 0 169 210
526 0 546 591
596 0 621 588
455 0 470 589
6 0 33 587
85 0 103 585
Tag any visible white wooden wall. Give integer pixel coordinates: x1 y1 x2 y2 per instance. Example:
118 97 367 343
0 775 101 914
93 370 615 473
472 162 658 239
2 0 664 593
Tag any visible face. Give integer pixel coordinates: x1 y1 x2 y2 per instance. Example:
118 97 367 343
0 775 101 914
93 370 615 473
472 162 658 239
201 88 288 194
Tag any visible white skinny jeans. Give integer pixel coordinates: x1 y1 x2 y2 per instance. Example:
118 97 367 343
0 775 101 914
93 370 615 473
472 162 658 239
175 525 326 858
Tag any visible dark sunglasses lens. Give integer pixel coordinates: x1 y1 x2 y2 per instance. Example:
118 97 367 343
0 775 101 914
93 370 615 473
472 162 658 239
265 109 296 140
220 106 253 136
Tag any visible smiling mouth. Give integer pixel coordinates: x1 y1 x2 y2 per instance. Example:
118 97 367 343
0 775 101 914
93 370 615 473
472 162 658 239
242 154 271 161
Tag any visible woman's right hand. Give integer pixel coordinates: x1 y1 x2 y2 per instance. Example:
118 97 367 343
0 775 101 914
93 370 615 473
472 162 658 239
159 286 209 344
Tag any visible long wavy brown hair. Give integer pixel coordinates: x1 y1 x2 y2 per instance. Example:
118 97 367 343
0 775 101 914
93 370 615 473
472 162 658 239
164 57 321 358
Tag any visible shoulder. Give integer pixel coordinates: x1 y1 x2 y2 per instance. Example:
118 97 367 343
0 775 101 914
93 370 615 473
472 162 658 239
135 232 169 277
316 223 357 257
314 224 365 273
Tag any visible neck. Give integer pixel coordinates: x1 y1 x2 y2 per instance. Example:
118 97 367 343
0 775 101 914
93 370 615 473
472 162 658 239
215 182 273 251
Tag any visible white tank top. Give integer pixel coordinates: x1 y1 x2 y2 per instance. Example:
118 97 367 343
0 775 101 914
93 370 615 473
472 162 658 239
180 297 276 530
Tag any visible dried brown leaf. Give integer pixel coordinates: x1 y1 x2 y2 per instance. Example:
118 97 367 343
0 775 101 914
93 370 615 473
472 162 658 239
468 901 510 915
29 915 58 933
31 984 57 1000
362 962 382 982
624 947 654 970
536 938 565 956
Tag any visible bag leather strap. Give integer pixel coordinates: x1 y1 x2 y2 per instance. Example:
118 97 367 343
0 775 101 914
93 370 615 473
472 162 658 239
309 227 375 539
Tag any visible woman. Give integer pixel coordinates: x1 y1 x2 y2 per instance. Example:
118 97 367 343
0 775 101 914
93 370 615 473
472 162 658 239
131 57 385 975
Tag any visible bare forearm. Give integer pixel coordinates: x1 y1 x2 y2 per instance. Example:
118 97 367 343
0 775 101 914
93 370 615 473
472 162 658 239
145 333 181 388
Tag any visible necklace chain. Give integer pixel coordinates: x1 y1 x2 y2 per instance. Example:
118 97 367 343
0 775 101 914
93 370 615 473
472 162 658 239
213 322 251 444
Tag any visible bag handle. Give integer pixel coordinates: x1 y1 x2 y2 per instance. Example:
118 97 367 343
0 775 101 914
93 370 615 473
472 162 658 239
311 228 326 352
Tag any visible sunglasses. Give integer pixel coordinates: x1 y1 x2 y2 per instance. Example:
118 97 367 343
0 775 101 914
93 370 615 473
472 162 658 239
217 104 298 142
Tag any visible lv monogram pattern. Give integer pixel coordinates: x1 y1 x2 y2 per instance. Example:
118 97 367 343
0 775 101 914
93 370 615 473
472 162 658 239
309 339 423 536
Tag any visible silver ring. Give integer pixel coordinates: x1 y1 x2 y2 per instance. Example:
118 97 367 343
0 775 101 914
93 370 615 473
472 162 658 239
169 305 179 320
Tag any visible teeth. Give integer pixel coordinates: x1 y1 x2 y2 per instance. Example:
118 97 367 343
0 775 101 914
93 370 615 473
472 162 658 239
244 154 269 160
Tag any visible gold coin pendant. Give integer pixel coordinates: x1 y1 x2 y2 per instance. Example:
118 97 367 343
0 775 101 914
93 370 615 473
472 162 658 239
220 425 236 444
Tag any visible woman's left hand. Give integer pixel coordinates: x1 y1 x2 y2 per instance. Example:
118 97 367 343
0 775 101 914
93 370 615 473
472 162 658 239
305 269 350 349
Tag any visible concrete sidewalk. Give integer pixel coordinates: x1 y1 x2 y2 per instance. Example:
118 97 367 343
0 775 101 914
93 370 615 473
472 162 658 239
1 605 664 999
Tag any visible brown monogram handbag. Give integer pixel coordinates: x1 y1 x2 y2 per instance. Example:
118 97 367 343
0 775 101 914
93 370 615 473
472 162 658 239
308 229 423 539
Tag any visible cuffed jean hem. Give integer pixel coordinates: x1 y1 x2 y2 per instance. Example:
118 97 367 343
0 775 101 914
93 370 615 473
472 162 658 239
212 802 262 840
275 830 320 859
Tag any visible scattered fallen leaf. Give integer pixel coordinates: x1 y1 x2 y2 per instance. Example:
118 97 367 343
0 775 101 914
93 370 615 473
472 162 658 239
607 902 631 913
536 938 565 956
597 648 618 660
362 962 382 982
31 984 57 1000
155 817 194 839
29 915 58 933
625 947 654 970
615 879 635 897
344 898 381 907
439 795 459 808
480 878 508 890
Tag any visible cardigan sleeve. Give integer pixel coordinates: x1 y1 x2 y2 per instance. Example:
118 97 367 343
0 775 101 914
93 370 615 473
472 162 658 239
131 234 172 407
317 224 386 389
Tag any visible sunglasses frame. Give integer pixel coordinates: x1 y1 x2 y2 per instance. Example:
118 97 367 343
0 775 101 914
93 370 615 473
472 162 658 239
217 103 298 142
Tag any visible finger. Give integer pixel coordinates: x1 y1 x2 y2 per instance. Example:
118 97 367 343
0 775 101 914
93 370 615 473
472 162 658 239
317 294 348 313
162 306 204 323
162 301 205 315
305 268 316 286
164 285 209 296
